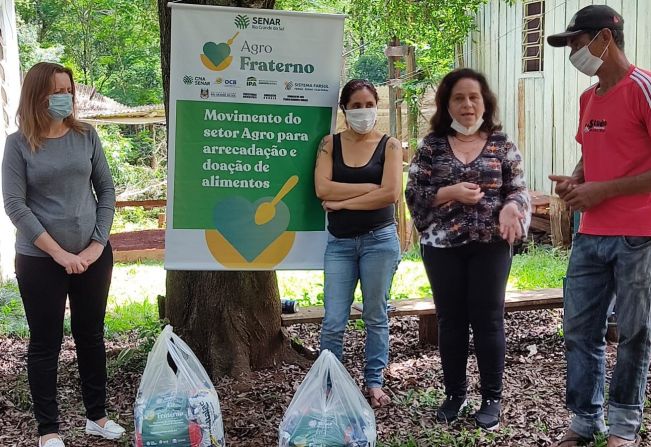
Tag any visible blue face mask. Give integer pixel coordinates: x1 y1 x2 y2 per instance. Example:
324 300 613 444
48 93 73 120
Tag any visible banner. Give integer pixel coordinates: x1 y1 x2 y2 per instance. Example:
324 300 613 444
166 4 345 270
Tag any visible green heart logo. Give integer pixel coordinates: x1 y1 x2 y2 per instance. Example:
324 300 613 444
203 42 231 67
213 197 290 262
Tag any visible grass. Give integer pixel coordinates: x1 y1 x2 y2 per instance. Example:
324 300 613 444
111 207 161 233
0 260 166 339
0 244 569 338
509 243 569 290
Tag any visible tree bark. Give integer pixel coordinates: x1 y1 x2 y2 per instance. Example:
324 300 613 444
158 0 295 380
165 271 286 378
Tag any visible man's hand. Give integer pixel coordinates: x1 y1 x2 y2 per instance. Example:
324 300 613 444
548 175 580 200
563 182 610 211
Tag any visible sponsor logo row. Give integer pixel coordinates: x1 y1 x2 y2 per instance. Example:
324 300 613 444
183 75 329 92
197 88 306 103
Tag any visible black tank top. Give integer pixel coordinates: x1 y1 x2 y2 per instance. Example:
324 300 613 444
327 133 396 238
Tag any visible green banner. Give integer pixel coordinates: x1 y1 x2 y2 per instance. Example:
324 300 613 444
166 5 344 270
174 100 330 232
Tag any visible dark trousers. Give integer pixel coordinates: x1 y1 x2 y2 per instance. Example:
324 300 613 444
422 241 512 400
15 244 113 436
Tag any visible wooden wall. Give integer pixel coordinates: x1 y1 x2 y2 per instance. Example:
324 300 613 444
459 0 651 193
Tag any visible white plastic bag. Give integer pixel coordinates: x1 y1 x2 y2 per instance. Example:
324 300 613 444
134 325 225 447
278 350 376 447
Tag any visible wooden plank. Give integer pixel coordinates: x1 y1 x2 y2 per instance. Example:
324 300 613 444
530 215 552 233
418 315 438 346
620 0 636 68
116 199 167 208
113 248 164 263
504 2 516 139
518 78 526 153
551 0 567 179
498 0 507 109
481 4 489 74
489 0 500 89
534 78 547 192
541 0 555 195
636 0 651 69
281 288 564 326
529 190 551 214
384 45 409 57
563 0 582 176
549 196 572 247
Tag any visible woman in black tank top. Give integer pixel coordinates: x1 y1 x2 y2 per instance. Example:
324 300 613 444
314 79 403 408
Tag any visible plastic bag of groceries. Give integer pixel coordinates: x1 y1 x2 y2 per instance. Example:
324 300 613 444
134 325 225 447
278 349 376 447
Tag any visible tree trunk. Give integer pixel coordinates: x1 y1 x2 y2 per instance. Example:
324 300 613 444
165 271 286 378
158 0 294 380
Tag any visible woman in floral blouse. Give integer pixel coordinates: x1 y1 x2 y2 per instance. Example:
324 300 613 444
405 68 530 431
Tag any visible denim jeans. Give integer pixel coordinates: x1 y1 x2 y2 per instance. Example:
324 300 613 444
320 224 401 388
564 234 651 441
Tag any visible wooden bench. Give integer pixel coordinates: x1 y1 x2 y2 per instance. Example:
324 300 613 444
281 288 563 346
110 199 167 262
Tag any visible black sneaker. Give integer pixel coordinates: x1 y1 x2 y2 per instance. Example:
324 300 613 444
474 398 501 431
436 394 468 423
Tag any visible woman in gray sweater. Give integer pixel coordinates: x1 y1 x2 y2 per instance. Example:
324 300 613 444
2 62 124 447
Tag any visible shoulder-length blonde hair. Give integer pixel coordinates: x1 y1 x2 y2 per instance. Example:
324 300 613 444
17 62 85 151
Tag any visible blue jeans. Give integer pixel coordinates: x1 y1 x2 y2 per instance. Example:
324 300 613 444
564 234 651 441
320 224 401 388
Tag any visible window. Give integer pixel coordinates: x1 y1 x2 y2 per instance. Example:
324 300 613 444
522 0 545 73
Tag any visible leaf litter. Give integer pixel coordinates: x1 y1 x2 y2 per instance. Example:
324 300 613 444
1 309 649 446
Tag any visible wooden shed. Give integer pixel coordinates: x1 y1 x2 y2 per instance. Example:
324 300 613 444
458 0 651 193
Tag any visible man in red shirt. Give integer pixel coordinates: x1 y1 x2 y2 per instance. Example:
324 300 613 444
548 5 651 447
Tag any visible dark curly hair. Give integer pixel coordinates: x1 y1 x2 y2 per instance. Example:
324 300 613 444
430 68 501 137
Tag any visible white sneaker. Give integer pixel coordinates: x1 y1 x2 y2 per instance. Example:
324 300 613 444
85 419 126 440
38 436 65 447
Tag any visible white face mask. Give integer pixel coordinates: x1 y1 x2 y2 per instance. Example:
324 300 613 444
451 117 484 136
344 107 377 134
569 32 610 77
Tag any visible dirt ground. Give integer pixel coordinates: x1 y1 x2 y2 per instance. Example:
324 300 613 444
1 309 649 447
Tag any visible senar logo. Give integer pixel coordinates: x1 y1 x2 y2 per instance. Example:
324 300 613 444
201 32 239 71
234 14 250 29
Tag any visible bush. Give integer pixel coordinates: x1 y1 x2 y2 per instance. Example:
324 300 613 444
350 52 388 84
97 125 166 200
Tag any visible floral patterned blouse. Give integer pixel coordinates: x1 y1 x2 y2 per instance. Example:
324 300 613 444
405 131 531 248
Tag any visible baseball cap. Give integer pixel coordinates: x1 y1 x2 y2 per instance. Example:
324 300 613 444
547 5 624 47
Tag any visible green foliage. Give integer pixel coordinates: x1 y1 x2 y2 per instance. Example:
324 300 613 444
0 280 29 337
345 0 488 79
276 0 490 136
112 207 161 233
16 0 162 106
350 51 388 83
125 128 156 166
104 299 160 339
98 125 166 200
0 262 165 339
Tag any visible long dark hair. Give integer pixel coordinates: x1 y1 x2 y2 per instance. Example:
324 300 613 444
339 79 379 111
430 68 501 137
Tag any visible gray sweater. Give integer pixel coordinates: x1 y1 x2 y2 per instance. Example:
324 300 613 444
2 125 115 257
